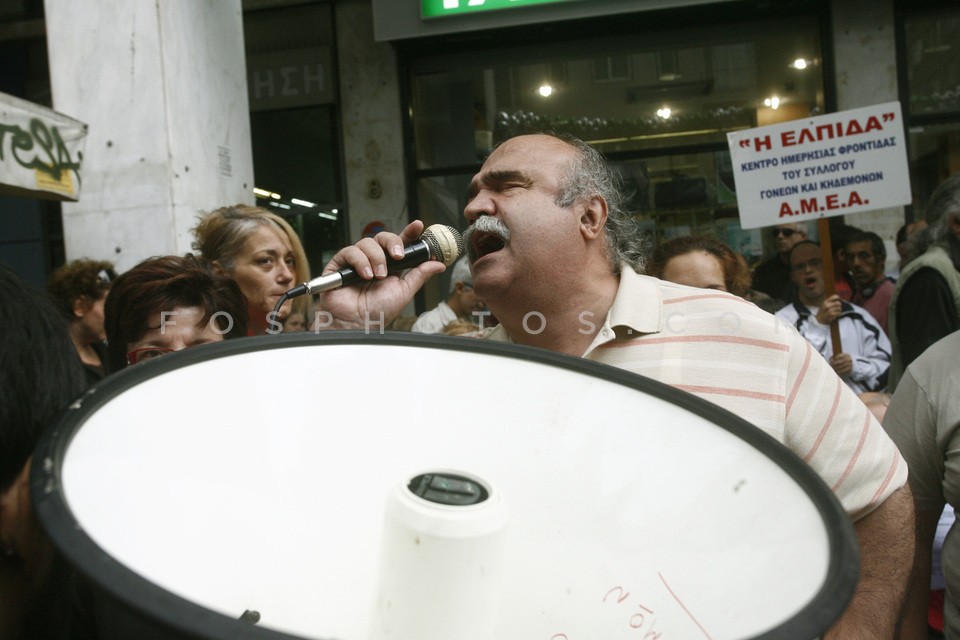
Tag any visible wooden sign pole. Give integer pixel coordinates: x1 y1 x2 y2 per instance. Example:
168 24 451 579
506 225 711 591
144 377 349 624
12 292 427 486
816 218 843 355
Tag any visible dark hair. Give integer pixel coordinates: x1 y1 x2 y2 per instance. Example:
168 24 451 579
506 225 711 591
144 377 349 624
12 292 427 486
649 235 753 297
830 223 862 257
895 224 909 246
788 239 821 262
47 258 117 319
103 254 249 372
0 263 88 490
844 230 886 263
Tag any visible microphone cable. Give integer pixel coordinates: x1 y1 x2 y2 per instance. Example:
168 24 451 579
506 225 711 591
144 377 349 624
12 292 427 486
271 291 291 321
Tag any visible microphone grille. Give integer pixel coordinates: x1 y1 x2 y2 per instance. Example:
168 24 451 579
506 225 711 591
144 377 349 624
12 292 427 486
422 224 464 267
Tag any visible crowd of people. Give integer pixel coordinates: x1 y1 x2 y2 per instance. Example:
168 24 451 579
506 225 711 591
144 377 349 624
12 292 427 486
2 131 959 639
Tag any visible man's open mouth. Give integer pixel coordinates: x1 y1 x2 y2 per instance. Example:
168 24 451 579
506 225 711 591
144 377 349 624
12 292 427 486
464 217 510 262
472 232 506 260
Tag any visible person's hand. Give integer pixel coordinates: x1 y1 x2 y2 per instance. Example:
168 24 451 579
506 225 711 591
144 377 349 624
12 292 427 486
312 220 446 331
815 294 842 325
829 352 853 376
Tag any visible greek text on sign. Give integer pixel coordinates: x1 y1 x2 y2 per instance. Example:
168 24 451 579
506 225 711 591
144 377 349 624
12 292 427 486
726 101 910 229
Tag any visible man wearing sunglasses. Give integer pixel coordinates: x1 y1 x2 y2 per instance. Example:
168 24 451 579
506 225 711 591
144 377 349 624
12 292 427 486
752 222 807 303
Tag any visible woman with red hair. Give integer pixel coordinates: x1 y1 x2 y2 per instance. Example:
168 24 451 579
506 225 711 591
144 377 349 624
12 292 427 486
648 235 752 298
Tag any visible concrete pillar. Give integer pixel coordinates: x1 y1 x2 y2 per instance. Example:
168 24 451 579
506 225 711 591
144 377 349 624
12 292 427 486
43 0 254 271
335 0 405 242
831 0 904 261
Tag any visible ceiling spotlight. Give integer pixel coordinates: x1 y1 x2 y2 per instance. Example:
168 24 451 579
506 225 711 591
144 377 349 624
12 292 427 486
656 107 672 120
791 58 809 70
253 187 282 200
538 84 553 97
764 97 781 110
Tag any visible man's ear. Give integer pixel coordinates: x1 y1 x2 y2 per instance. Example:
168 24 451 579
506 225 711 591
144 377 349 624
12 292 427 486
579 195 608 240
71 295 91 318
210 260 226 276
950 214 960 238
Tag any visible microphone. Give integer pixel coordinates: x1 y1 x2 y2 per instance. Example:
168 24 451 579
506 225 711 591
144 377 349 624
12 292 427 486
283 224 463 299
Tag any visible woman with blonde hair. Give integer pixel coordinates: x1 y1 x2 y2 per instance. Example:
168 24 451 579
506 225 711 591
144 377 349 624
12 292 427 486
192 204 311 335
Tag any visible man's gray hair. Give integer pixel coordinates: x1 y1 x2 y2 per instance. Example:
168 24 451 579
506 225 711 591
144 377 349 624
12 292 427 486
551 133 650 274
448 256 473 294
926 172 960 244
904 172 960 262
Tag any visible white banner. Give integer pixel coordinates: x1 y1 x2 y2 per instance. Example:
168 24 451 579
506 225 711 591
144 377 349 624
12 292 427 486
726 101 911 229
0 91 87 201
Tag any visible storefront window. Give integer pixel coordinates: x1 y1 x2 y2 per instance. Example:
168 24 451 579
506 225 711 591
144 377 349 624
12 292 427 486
907 122 960 212
610 150 765 256
407 8 824 313
249 105 343 276
410 17 823 172
244 3 345 276
903 9 960 117
901 6 960 217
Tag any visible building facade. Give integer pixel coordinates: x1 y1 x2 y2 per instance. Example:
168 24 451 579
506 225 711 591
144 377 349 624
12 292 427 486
0 0 956 309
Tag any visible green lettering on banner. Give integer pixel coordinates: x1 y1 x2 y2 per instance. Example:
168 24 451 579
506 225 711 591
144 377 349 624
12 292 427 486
0 118 82 182
422 0 583 19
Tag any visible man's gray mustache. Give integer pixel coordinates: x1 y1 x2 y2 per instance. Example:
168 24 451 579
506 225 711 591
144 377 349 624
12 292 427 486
463 217 511 261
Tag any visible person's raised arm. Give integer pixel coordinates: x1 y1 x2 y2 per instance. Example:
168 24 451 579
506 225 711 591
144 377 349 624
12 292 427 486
311 220 447 331
824 484 914 640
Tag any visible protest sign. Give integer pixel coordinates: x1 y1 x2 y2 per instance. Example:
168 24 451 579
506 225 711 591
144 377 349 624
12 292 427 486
727 101 910 229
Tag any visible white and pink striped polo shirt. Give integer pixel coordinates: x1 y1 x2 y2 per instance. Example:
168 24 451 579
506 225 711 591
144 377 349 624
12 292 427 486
482 268 906 520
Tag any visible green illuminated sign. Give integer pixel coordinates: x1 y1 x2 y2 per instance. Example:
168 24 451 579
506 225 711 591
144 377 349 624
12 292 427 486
422 0 582 19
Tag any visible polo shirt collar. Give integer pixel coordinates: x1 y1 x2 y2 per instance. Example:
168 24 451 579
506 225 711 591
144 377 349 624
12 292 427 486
482 265 665 352
583 266 664 355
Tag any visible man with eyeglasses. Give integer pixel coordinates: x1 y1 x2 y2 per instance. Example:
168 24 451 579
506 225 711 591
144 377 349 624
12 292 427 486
752 222 807 303
775 240 891 395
